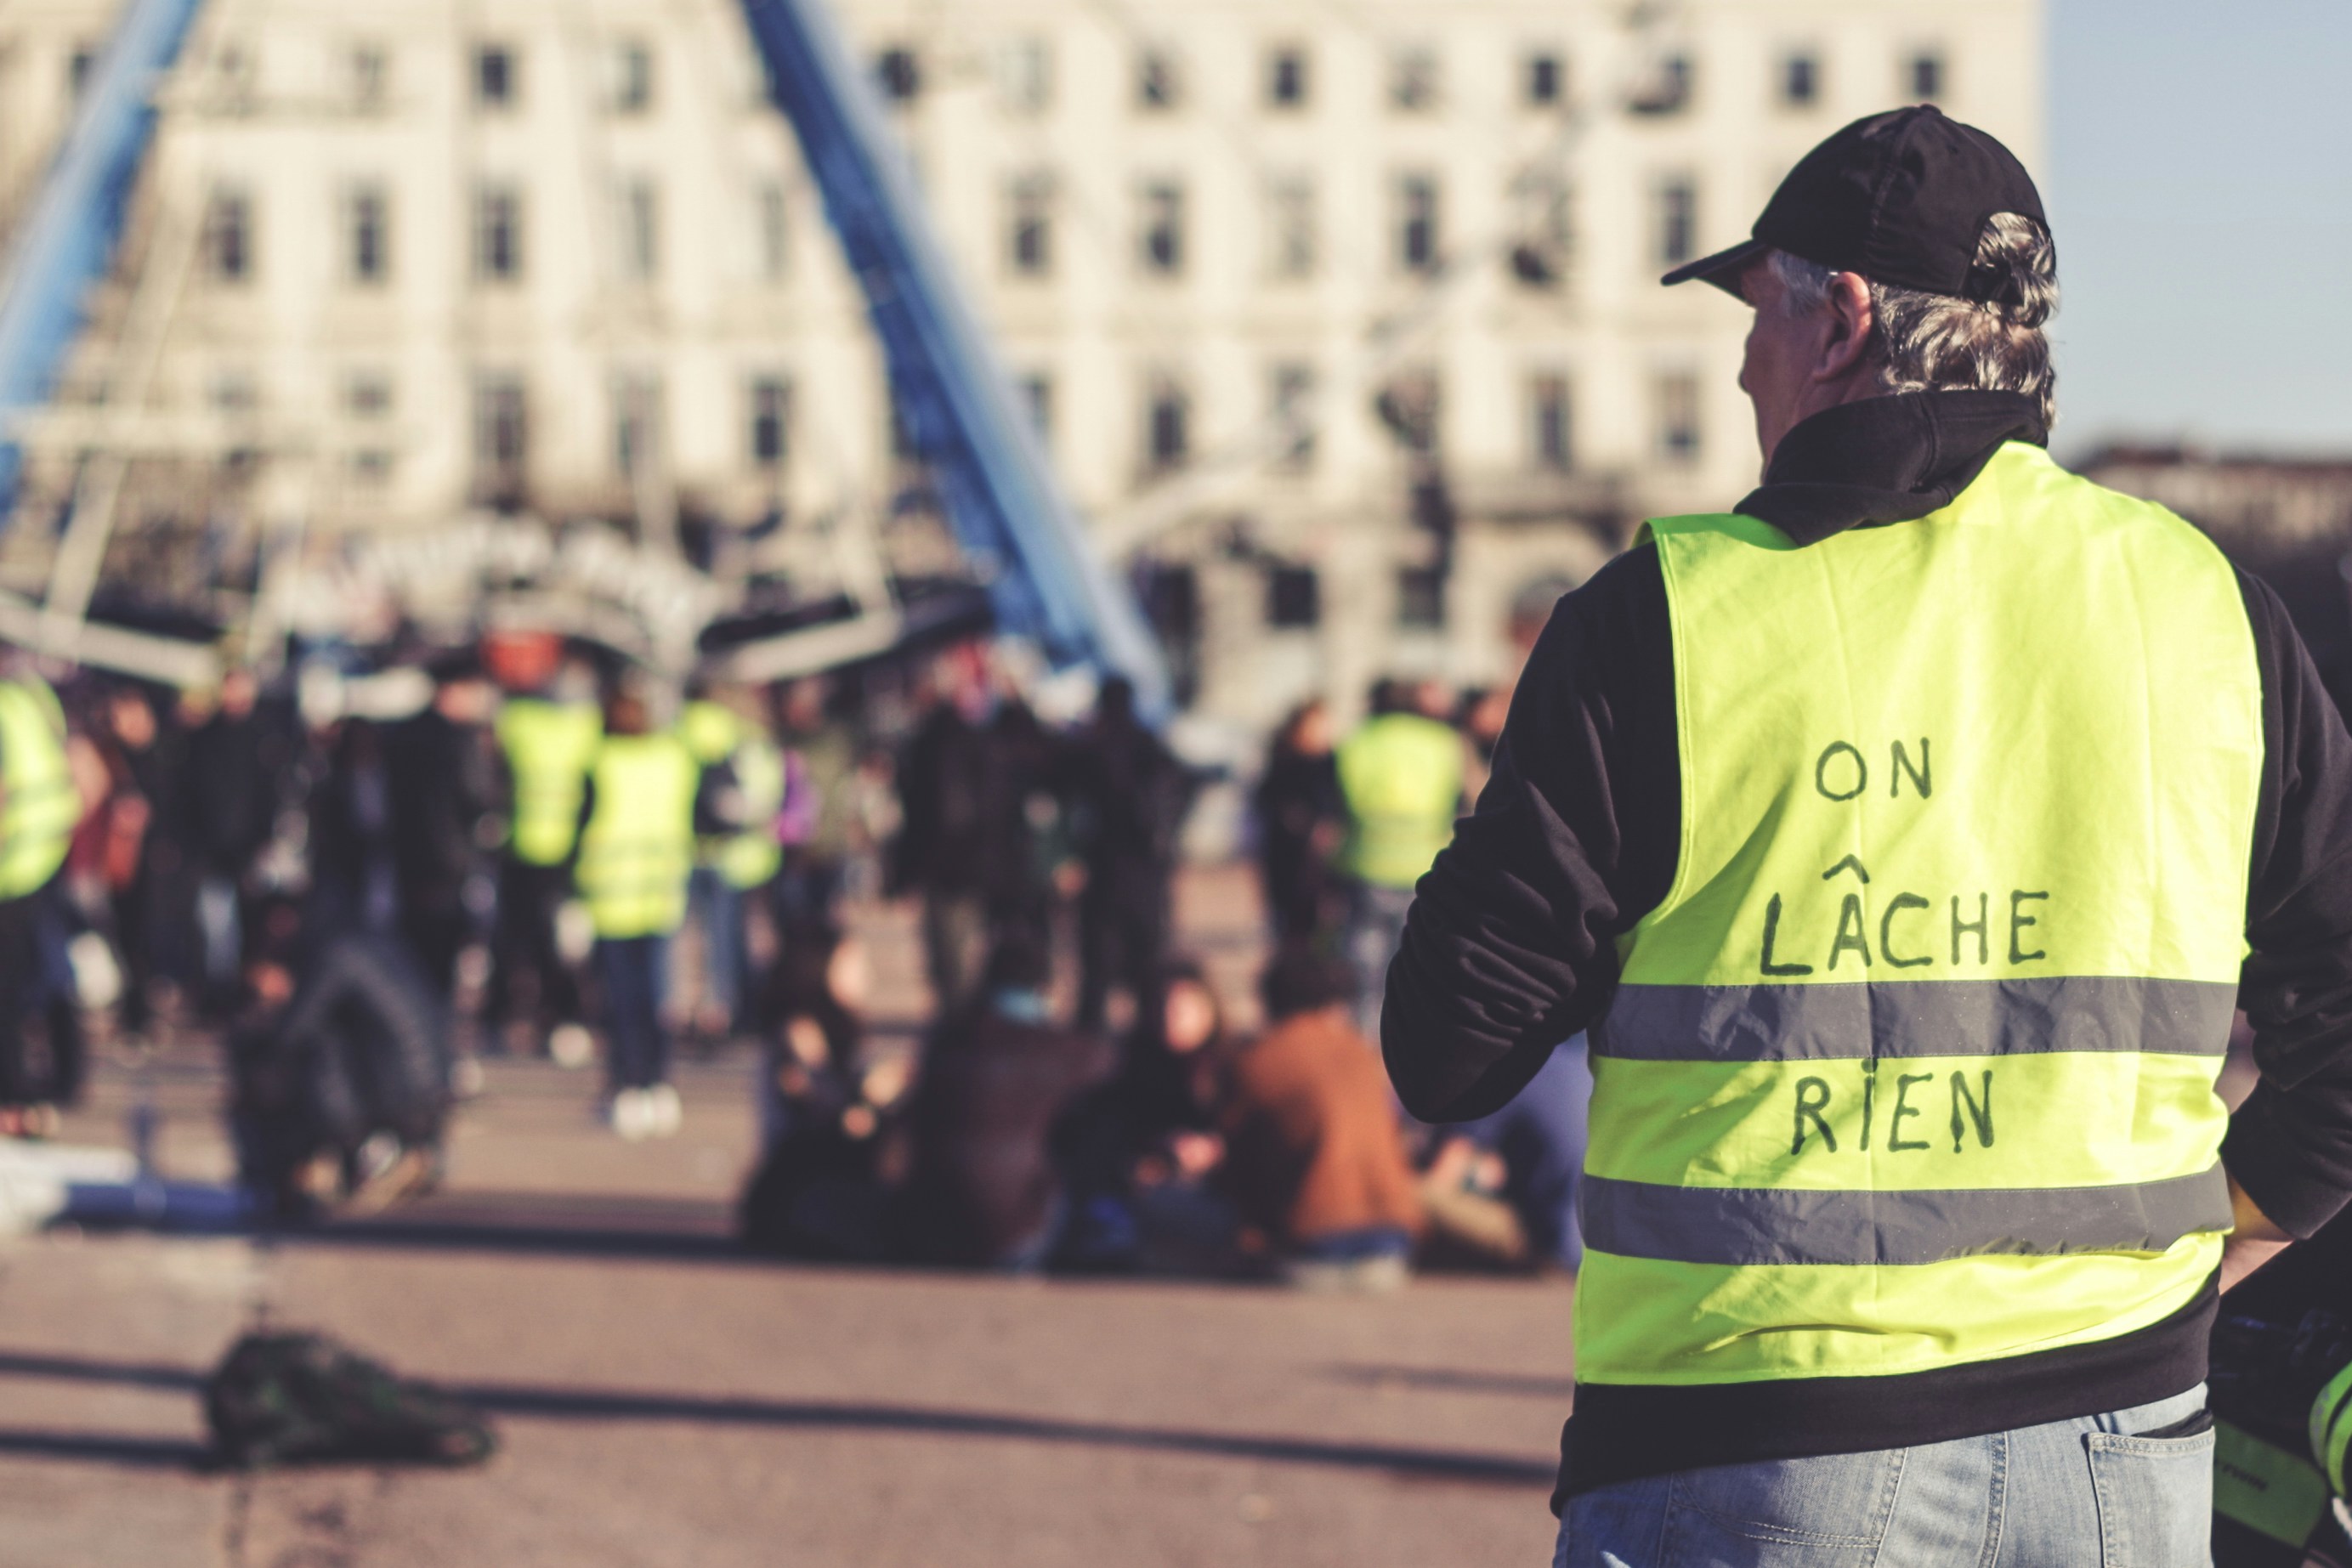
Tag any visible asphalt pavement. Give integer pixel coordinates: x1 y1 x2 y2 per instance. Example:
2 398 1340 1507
0 875 1578 1566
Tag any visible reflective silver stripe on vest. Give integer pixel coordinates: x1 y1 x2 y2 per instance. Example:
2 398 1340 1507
1594 977 2236 1063
1580 1166 2232 1268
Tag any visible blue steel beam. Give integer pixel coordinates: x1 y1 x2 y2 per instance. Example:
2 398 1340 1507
0 0 207 518
737 0 1173 719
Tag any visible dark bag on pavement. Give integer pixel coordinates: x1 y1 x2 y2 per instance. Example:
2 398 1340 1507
203 1330 496 1469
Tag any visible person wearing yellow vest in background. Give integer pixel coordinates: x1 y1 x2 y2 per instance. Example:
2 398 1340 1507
486 652 602 1067
576 679 702 1141
1384 109 2352 1565
677 683 784 1049
0 658 89 1133
1334 678 1464 1040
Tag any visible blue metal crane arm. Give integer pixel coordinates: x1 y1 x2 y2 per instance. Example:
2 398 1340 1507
736 0 1172 720
0 0 208 518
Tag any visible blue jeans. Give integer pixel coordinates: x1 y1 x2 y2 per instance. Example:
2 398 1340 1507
596 935 672 1090
1554 1385 2213 1568
1348 880 1418 1040
686 868 743 1027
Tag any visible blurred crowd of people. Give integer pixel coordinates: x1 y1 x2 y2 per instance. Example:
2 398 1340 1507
0 635 1584 1284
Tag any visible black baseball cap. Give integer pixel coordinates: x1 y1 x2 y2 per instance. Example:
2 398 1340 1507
1662 105 2049 303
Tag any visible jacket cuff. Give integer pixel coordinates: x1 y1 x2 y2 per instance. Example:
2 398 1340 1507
2222 1086 2352 1240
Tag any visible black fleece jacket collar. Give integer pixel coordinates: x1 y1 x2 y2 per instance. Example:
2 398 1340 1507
1735 389 2048 546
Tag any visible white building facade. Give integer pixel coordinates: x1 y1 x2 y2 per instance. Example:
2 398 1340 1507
0 0 2042 725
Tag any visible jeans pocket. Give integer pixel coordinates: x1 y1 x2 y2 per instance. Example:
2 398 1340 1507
1654 1453 1901 1567
2086 1427 2216 1568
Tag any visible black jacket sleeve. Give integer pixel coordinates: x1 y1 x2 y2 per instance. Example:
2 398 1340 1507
2224 570 2352 1239
1381 547 1680 1122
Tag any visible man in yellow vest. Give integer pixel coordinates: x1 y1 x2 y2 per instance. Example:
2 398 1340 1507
677 684 783 1046
0 657 84 1126
488 653 602 1063
576 679 701 1141
1335 678 1463 1038
1384 107 2352 1565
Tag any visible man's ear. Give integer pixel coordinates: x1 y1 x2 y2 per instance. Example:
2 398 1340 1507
1816 271 1876 382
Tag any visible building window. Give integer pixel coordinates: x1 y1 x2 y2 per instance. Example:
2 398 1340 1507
1144 378 1189 473
1377 369 1442 455
345 371 394 419
998 37 1051 113
1396 566 1448 631
474 184 523 282
201 187 253 284
1510 171 1573 288
1271 364 1317 472
1782 52 1820 106
1397 174 1441 276
756 180 789 281
1136 46 1182 110
344 183 390 285
749 376 791 468
1266 566 1320 630
876 47 921 102
349 450 395 489
615 375 663 478
1390 46 1439 111
612 41 654 113
213 38 256 109
209 368 258 414
1629 53 1692 116
474 44 517 110
1019 374 1053 445
1908 49 1946 100
1526 51 1564 108
67 46 97 99
349 43 388 111
1656 177 1697 269
1007 172 1055 278
1531 374 1573 472
1139 181 1185 277
1267 46 1309 109
619 178 659 283
1265 177 1317 281
1657 371 1702 466
473 374 528 502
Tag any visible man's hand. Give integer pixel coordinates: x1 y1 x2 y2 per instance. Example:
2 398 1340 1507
2220 1175 2292 1293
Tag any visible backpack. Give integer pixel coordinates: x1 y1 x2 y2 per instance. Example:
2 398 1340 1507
203 1331 496 1469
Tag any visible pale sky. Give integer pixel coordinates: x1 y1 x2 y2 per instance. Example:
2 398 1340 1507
2048 0 2352 458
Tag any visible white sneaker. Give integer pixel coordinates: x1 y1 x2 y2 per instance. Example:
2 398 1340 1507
609 1089 653 1142
644 1082 683 1138
548 1024 594 1070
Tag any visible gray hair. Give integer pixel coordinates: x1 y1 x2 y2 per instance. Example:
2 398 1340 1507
1769 212 2058 431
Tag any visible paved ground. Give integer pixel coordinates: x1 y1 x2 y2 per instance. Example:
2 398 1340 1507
0 875 1578 1566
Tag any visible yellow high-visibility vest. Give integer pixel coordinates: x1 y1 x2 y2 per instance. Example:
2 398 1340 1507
495 698 603 866
1578 441 2258 1389
575 733 698 939
1335 713 1463 890
0 676 77 900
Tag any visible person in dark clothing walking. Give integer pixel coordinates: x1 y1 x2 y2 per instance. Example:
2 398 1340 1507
306 719 401 947
890 935 1111 1270
93 684 178 1036
1065 676 1192 1033
894 657 1022 1017
183 669 290 1013
1252 699 1346 947
383 663 503 1007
